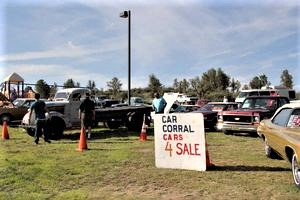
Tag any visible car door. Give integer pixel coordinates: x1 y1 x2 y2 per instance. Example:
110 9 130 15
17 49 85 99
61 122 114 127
268 108 293 155
14 100 34 121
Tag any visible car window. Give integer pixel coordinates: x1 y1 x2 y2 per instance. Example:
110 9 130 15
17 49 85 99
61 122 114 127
272 108 292 127
23 101 34 108
199 104 213 111
278 98 288 107
13 99 25 107
249 91 259 96
259 91 270 96
287 109 300 128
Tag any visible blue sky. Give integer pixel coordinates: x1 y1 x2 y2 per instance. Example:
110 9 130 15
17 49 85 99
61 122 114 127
0 0 299 92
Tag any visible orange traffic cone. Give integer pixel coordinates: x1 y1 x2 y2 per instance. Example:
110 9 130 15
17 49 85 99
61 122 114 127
139 115 147 141
2 120 10 140
77 127 88 151
205 142 213 168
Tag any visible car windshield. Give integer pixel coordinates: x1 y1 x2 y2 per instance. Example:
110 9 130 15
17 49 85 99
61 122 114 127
237 92 248 98
54 92 69 100
241 98 271 109
13 99 26 107
198 104 213 111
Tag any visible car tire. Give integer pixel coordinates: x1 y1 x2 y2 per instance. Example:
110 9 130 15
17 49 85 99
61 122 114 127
292 153 300 188
48 117 65 140
264 138 277 159
223 130 232 135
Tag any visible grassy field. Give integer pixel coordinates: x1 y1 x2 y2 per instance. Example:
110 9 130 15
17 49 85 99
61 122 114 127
1 125 299 200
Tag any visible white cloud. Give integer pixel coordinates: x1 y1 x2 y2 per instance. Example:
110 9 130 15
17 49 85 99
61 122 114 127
1 0 299 92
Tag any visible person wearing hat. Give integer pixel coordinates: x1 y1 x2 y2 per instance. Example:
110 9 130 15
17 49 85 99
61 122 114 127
152 92 167 114
78 93 95 139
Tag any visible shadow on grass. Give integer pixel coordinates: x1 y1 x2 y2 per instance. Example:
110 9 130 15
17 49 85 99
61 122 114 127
210 165 290 172
62 127 154 141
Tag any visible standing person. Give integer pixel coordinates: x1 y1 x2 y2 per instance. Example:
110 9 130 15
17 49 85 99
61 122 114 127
79 93 95 139
29 93 50 144
152 92 167 114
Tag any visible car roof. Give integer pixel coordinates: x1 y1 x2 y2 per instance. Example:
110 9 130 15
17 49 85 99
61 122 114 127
280 102 300 109
207 102 238 105
245 96 288 99
14 98 35 101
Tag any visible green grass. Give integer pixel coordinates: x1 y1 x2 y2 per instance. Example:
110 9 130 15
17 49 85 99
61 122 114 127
1 126 299 200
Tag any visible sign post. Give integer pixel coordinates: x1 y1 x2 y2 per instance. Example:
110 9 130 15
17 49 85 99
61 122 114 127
154 113 207 171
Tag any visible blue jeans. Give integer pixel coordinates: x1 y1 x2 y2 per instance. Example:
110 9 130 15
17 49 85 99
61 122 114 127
34 119 47 142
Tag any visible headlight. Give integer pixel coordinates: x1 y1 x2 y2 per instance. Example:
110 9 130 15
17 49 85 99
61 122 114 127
218 115 223 121
254 116 260 122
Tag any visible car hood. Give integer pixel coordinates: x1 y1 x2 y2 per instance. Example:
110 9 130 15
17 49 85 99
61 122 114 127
192 110 217 115
221 108 270 115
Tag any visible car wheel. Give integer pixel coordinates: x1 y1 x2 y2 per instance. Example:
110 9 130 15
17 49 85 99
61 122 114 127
292 153 300 188
224 130 232 135
264 138 277 159
48 117 65 140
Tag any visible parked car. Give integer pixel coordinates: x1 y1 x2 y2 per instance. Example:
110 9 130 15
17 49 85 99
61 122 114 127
217 96 290 135
192 102 239 131
126 97 145 106
98 99 120 108
0 97 36 125
257 103 300 188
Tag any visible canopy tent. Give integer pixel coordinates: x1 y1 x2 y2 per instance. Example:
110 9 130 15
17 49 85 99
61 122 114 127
1 72 24 101
4 72 24 83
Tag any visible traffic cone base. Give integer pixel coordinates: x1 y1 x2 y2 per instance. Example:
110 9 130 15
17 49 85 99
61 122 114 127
139 128 147 141
2 121 10 140
77 127 88 151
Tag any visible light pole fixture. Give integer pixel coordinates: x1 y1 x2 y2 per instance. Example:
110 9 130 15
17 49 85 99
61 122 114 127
120 10 131 106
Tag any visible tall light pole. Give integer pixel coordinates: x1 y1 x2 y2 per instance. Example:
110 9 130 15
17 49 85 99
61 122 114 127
120 10 131 106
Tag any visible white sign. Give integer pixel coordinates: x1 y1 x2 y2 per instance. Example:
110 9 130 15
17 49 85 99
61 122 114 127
154 113 206 171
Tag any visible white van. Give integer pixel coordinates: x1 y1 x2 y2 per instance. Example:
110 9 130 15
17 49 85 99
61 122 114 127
235 87 296 104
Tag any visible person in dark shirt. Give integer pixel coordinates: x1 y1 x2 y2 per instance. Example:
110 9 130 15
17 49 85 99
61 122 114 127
29 93 50 144
78 93 95 139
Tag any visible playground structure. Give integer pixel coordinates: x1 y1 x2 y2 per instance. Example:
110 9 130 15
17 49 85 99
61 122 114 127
0 72 36 102
1 72 24 101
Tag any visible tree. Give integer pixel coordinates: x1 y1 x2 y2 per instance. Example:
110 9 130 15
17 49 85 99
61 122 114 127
106 77 122 99
189 77 201 96
49 82 58 98
242 84 250 90
64 79 76 88
173 78 179 92
148 74 163 95
87 80 97 95
216 68 230 90
229 78 241 93
280 69 293 88
249 74 270 89
179 79 189 94
35 79 50 98
198 68 230 98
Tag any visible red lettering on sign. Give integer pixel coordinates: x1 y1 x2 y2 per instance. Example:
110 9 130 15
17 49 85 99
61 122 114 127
162 134 183 141
176 143 201 156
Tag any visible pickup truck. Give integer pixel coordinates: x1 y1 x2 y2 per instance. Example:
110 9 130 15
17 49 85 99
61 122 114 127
21 88 152 139
0 92 36 125
217 96 290 135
